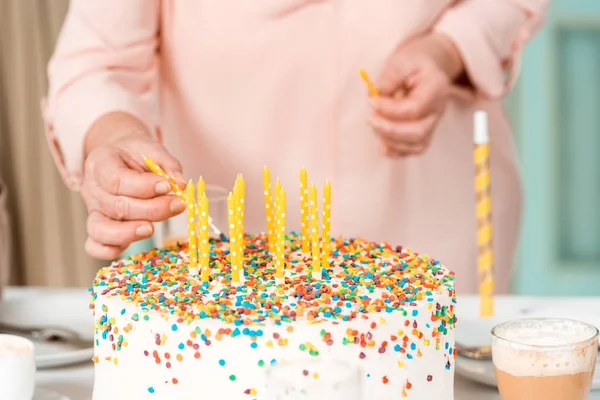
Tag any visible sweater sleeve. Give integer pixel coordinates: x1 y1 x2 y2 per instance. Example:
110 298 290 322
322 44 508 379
43 0 160 190
434 0 549 99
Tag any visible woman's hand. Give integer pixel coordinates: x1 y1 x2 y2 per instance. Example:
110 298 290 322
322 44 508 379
81 112 186 260
368 33 464 157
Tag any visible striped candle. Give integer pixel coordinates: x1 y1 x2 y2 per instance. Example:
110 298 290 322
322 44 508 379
473 111 494 317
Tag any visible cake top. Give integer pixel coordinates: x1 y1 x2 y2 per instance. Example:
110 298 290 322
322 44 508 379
92 233 455 326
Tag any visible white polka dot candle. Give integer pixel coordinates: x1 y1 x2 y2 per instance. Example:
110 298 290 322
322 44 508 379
300 168 310 253
186 180 199 276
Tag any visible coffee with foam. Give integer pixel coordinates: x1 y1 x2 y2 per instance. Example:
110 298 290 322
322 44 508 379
0 334 35 400
0 342 32 358
492 318 598 377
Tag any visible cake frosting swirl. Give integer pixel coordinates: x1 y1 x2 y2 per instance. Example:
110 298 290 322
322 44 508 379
91 232 456 399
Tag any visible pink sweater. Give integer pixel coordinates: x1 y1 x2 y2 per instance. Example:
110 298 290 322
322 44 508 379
44 0 548 293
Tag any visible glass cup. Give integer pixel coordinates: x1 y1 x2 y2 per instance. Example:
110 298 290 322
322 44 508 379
492 318 599 400
159 184 229 247
266 359 362 400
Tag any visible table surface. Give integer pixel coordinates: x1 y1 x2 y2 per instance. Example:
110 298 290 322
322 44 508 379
3 287 599 400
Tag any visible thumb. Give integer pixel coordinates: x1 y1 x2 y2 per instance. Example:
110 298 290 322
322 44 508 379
374 52 415 96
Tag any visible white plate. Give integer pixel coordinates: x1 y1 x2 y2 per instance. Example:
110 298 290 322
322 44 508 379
34 388 70 400
455 310 600 390
0 290 94 369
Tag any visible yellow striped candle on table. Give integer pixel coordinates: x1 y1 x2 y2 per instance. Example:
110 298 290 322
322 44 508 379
300 168 310 253
263 167 276 253
473 111 494 317
322 180 331 270
199 193 210 282
359 69 379 97
309 183 321 279
186 181 198 275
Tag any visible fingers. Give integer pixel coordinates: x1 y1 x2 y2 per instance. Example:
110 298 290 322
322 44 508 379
369 114 436 157
87 211 154 247
86 148 172 199
374 52 416 96
98 167 173 199
371 71 446 120
85 237 126 260
381 142 428 158
92 191 186 222
369 114 437 144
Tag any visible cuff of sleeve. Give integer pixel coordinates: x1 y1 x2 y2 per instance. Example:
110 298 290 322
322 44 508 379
434 13 508 99
42 88 156 191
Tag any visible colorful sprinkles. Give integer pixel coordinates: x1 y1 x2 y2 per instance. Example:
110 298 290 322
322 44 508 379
91 233 456 397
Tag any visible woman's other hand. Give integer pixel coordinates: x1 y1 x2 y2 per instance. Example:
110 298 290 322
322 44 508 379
81 112 186 260
369 33 464 158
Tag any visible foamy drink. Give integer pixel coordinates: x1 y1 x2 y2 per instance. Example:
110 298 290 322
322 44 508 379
492 318 598 400
0 334 36 400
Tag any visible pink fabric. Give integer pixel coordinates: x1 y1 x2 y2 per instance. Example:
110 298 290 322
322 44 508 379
44 0 548 294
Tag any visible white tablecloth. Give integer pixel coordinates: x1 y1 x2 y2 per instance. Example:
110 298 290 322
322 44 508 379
3 288 598 400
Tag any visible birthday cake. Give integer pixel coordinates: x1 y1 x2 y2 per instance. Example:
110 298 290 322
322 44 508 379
90 233 456 399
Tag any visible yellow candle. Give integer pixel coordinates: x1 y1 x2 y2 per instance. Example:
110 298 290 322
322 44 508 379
358 69 380 97
227 192 240 284
309 183 321 279
274 185 285 281
200 193 210 282
143 155 222 236
263 167 275 252
236 176 245 282
186 180 198 275
196 177 206 275
300 168 310 253
197 177 206 201
322 180 331 270
473 111 494 317
143 155 185 199
273 179 282 256
279 188 286 279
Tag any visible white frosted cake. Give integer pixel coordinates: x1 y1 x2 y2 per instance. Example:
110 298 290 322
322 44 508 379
91 233 456 399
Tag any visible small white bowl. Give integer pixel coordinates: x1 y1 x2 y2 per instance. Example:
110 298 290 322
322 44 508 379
0 334 36 400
